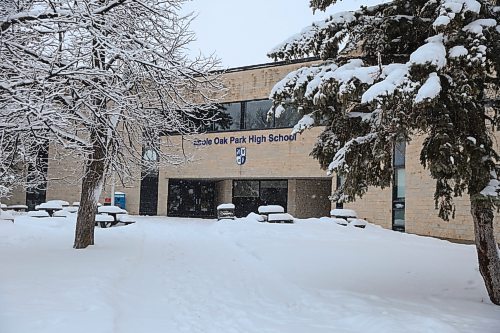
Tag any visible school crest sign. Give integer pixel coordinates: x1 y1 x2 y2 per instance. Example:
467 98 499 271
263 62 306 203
236 147 246 165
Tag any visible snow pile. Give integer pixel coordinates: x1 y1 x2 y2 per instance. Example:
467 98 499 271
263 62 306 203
1 216 499 333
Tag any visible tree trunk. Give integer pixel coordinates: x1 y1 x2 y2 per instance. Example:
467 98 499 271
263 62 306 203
74 144 106 249
470 196 500 305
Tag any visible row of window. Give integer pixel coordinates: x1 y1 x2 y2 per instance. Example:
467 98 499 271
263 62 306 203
209 99 302 132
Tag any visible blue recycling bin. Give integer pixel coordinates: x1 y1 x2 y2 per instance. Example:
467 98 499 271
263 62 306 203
114 192 126 209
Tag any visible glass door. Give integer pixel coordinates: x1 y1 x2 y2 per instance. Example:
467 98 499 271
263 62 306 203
167 180 216 218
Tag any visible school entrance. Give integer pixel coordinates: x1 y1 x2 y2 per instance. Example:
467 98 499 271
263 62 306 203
167 179 216 218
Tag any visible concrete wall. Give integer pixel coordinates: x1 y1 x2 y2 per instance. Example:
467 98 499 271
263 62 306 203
291 179 332 218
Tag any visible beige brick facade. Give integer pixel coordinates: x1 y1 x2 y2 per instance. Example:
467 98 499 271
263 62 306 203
6 58 499 242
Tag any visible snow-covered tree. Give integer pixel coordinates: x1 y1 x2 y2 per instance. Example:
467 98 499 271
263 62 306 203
0 0 224 248
269 0 500 304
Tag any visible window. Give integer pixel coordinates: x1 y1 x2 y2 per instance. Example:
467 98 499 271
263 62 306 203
392 140 406 232
232 180 288 217
216 102 242 131
245 100 273 130
207 99 303 132
233 180 259 197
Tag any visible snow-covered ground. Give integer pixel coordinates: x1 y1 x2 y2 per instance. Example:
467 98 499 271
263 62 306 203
1 215 499 333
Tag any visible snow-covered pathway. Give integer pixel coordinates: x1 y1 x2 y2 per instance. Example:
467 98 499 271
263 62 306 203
1 216 499 333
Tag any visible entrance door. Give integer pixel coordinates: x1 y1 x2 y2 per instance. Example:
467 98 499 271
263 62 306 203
167 180 216 218
233 180 288 217
140 174 159 215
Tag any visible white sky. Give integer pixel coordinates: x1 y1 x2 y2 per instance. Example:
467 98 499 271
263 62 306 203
182 0 385 68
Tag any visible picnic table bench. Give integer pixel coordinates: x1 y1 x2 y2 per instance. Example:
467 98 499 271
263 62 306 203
7 204 28 212
267 213 294 224
217 203 235 220
0 210 15 223
96 206 135 227
257 205 285 221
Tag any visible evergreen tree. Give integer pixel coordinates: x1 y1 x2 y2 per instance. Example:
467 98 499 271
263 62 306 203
269 0 500 304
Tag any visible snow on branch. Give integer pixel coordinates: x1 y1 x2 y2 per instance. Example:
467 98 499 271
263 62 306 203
327 133 378 175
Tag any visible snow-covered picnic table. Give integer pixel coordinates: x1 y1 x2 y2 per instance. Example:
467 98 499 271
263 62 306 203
95 214 115 228
257 205 293 223
217 203 235 220
36 201 64 216
96 206 134 227
267 213 294 224
0 210 15 222
7 204 28 212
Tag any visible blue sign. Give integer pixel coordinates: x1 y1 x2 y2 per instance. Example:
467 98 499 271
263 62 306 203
236 147 246 165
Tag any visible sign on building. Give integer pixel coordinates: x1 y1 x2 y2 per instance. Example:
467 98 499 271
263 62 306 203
236 147 246 165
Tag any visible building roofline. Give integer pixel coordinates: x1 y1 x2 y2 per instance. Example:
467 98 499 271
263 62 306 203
219 57 320 74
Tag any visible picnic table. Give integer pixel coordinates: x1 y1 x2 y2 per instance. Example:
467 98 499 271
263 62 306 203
96 206 135 227
95 214 114 228
36 202 63 216
7 204 28 212
28 210 50 218
258 205 285 221
267 213 294 224
98 206 127 222
0 210 15 222
217 203 235 220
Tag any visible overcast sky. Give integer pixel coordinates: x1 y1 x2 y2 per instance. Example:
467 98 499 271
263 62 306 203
182 0 385 68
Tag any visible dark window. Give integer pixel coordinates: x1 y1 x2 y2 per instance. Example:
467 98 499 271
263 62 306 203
167 180 216 218
335 175 345 209
232 180 288 217
244 100 273 130
394 140 406 167
216 102 242 131
233 180 259 197
206 99 303 132
392 140 406 232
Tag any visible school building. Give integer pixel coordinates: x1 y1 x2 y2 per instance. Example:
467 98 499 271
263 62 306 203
5 58 500 242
